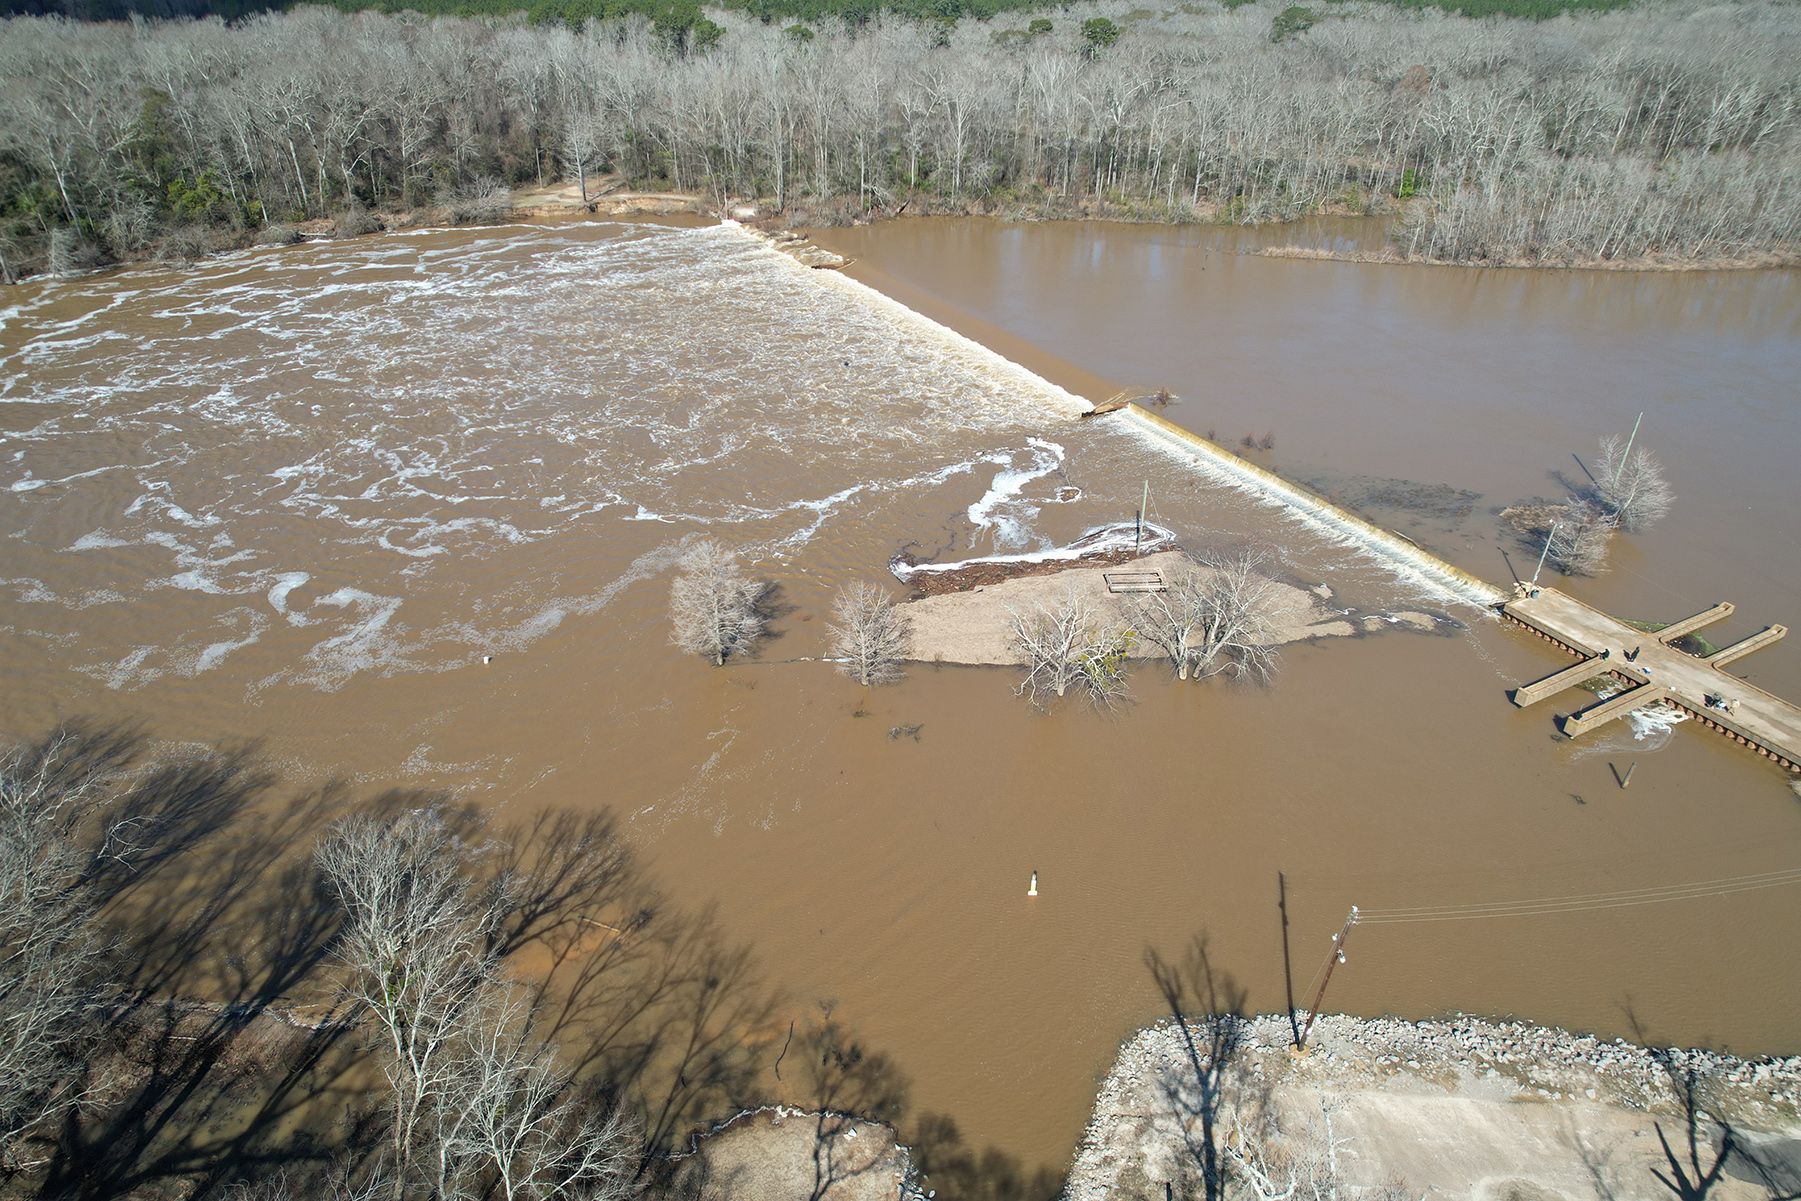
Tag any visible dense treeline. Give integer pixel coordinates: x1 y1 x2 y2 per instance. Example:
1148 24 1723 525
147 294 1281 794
0 0 1641 34
1 0 1797 280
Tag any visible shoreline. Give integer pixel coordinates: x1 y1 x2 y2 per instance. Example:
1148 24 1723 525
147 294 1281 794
676 1010 1801 1201
1259 242 1801 274
24 187 1796 286
1070 1012 1801 1199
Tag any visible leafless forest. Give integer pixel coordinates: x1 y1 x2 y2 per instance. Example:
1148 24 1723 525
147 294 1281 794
2 0 1799 277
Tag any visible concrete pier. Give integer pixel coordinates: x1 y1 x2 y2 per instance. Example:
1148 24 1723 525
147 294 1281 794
1653 602 1733 646
1561 686 1673 739
1710 624 1789 668
1509 658 1618 709
1500 586 1800 773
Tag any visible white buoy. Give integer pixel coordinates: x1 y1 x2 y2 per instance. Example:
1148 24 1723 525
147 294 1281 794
482 655 492 665
1027 871 1038 897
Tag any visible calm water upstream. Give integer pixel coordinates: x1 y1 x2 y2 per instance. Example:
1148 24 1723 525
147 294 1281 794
2 216 1798 1177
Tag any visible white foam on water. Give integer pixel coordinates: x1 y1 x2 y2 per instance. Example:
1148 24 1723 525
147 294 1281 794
83 645 160 691
268 571 311 622
770 485 866 554
1585 680 1692 746
967 438 1066 551
745 229 1092 423
4 220 1434 698
68 530 134 551
171 570 227 594
283 588 407 692
127 492 218 528
0 576 57 603
193 612 267 674
1627 704 1690 742
893 521 1177 578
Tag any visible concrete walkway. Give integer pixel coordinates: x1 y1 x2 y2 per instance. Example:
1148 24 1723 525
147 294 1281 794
1501 587 1799 771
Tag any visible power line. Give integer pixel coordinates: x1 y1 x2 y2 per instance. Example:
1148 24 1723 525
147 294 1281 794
1356 868 1801 925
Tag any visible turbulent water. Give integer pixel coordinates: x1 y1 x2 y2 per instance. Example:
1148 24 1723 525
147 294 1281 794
3 217 1799 1176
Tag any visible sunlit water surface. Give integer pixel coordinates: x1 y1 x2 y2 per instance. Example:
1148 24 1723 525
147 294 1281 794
2 218 1798 1175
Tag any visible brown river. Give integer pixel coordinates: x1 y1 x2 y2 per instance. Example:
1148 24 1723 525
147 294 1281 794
2 215 1798 1179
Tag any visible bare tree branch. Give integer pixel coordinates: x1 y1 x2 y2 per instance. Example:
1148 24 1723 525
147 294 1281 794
827 580 912 687
1007 588 1134 710
1132 548 1286 684
1595 433 1675 534
668 540 771 667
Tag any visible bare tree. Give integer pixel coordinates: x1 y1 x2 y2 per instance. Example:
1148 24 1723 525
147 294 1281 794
437 988 638 1201
1180 548 1284 684
1549 501 1617 577
1594 434 1675 534
444 176 513 225
0 733 114 1159
1008 588 1134 709
827 581 912 687
4 5 1801 278
1130 570 1207 681
668 540 771 667
316 809 507 1200
1502 498 1615 577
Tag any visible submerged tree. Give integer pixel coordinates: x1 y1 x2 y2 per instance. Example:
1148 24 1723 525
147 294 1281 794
1594 433 1675 534
668 540 770 666
1503 499 1616 578
1548 502 1618 576
1008 589 1134 709
827 580 912 687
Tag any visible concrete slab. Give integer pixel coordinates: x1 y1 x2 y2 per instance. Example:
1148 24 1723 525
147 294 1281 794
1501 587 1801 772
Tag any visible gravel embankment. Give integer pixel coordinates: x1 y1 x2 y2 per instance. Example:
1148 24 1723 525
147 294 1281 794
1069 1013 1801 1200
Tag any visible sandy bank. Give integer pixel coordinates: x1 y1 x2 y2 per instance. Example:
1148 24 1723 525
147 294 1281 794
899 549 1449 667
670 1107 915 1201
1070 1013 1801 1201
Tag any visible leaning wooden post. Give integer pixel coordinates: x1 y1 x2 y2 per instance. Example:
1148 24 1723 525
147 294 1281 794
1298 907 1359 1051
1612 411 1644 489
1531 523 1558 587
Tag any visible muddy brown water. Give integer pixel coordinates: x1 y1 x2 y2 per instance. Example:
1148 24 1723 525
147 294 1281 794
1 216 1798 1179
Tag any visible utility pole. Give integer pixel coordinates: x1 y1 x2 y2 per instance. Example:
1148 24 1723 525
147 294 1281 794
1612 412 1644 489
1530 522 1559 588
1297 907 1359 1051
1279 872 1301 1049
1136 480 1149 552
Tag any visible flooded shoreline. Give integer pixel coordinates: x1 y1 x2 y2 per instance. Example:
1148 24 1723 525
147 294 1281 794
3 213 1798 1180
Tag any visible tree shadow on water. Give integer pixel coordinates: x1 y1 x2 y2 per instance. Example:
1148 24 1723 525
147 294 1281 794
20 726 406 1199
905 1112 1065 1201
